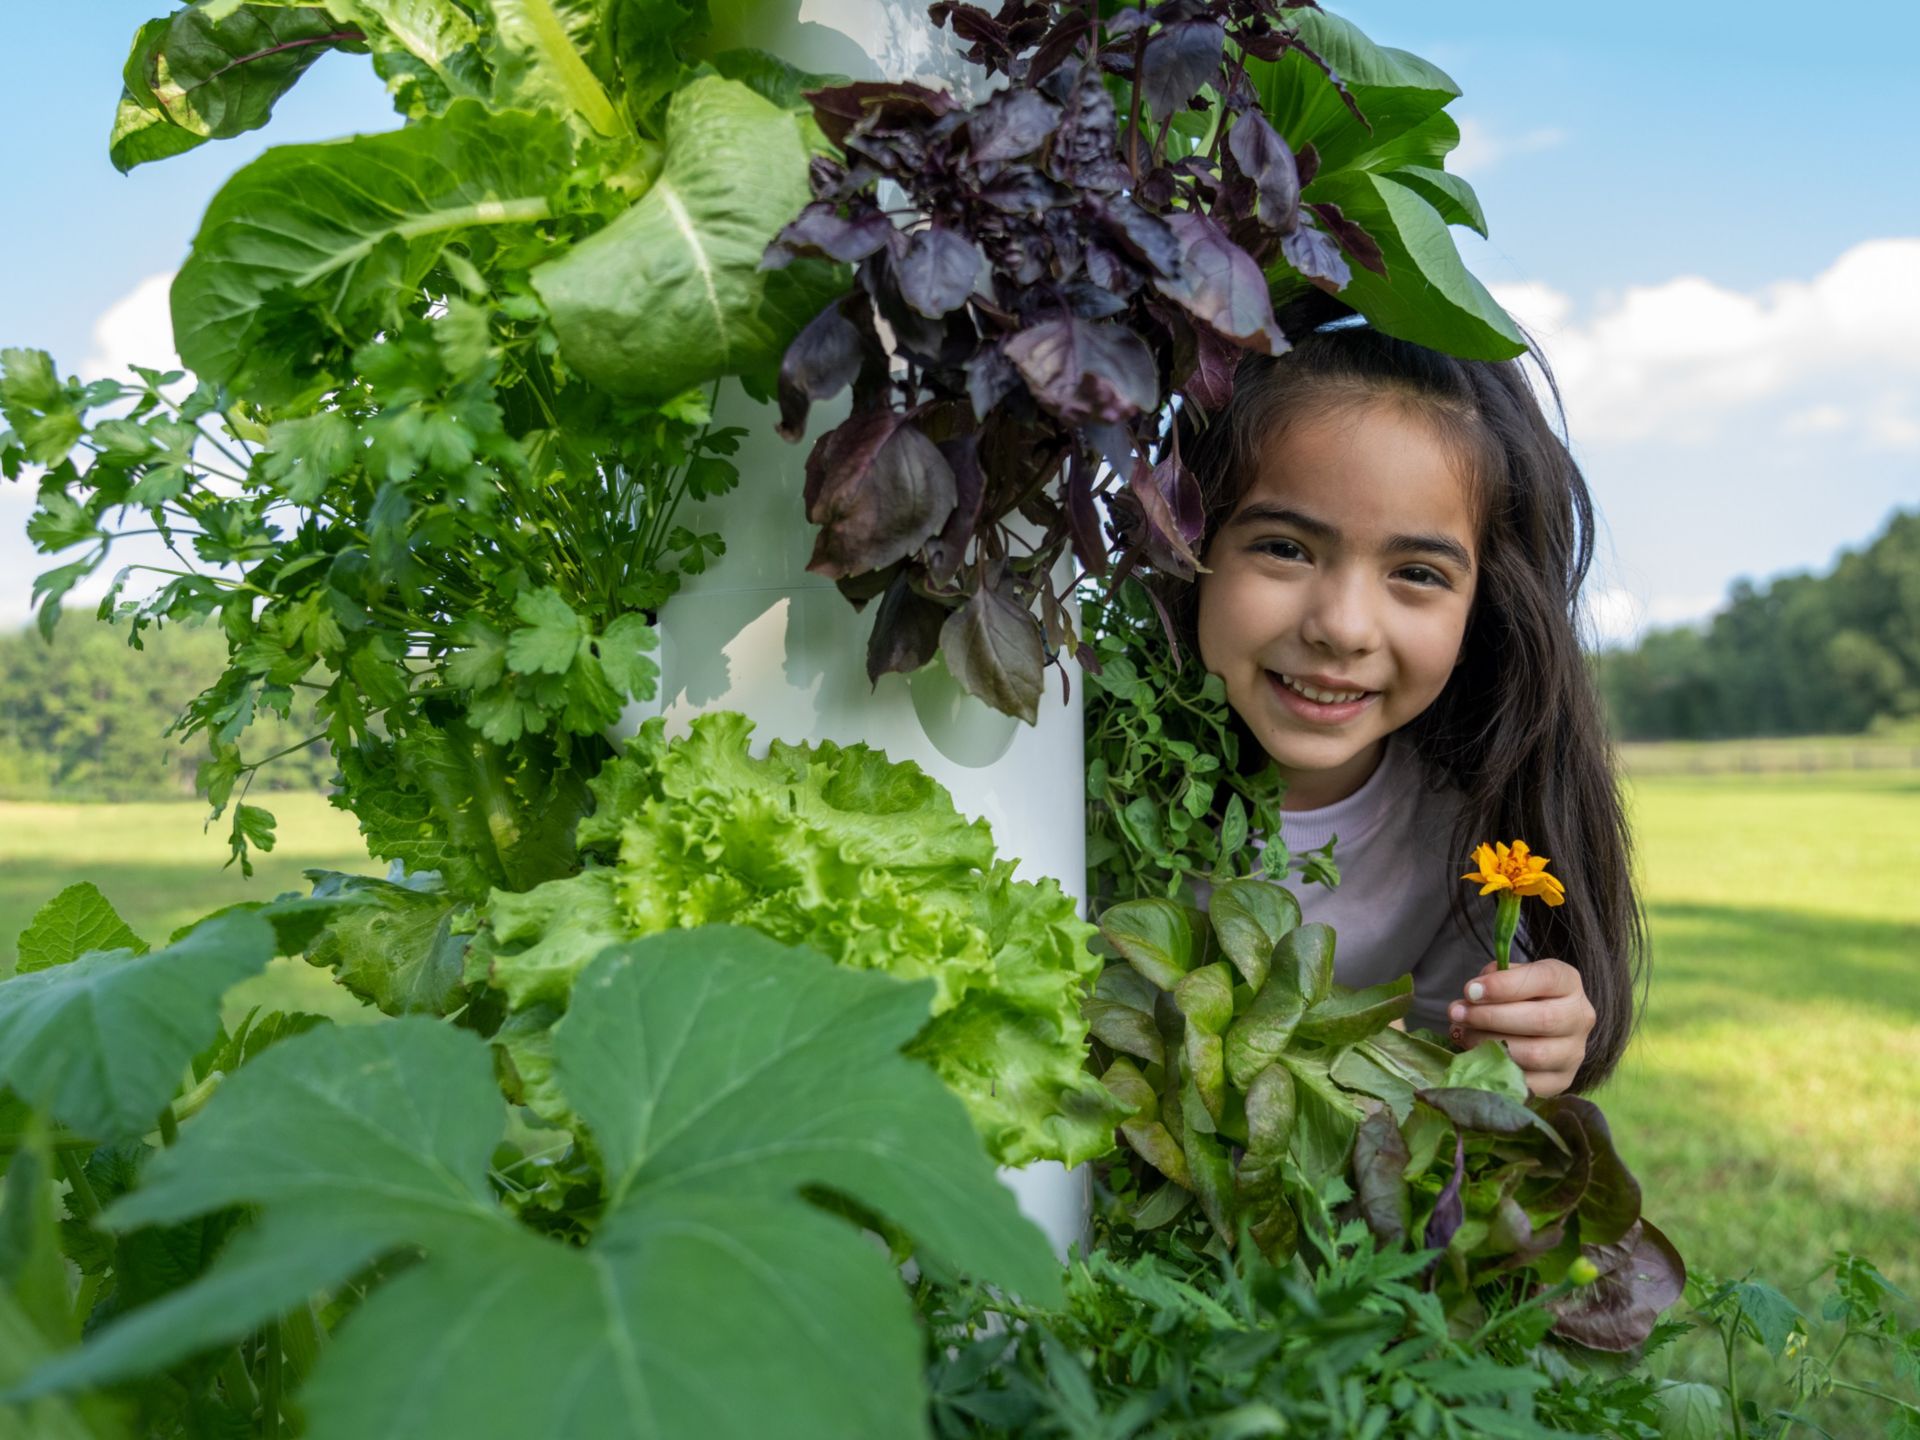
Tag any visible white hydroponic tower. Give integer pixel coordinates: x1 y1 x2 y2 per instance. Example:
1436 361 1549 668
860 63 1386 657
633 0 1094 1256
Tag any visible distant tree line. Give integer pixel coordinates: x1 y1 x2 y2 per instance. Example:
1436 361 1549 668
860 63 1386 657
0 617 330 802
1596 508 1920 740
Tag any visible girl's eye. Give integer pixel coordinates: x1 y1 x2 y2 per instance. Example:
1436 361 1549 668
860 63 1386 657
1396 565 1450 589
1253 538 1307 562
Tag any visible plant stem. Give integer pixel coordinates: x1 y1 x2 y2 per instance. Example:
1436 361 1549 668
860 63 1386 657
57 1149 102 1222
157 1105 180 1147
1493 892 1520 970
1829 1379 1920 1414
74 1272 105 1325
1725 1320 1747 1440
223 1345 256 1411
264 1320 285 1440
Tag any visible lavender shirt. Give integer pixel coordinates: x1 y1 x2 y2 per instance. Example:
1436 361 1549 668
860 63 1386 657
1245 734 1530 1036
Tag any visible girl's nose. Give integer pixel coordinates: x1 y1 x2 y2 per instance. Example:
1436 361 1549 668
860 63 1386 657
1298 571 1381 656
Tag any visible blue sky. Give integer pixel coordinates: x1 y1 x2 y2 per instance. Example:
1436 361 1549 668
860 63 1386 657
2 1 1916 640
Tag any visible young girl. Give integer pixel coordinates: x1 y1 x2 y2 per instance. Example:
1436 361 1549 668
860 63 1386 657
1168 302 1644 1098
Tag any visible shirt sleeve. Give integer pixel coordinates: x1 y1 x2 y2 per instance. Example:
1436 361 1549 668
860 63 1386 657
1406 910 1533 1036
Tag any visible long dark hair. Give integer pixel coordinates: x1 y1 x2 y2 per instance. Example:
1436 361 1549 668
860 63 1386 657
1160 296 1645 1092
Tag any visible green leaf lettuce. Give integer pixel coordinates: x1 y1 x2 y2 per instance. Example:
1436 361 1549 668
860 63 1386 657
472 712 1124 1166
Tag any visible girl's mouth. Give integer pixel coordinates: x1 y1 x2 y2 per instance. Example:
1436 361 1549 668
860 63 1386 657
1265 670 1378 724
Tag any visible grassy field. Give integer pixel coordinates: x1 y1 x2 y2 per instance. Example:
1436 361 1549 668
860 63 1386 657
0 793 378 1020
1606 762 1920 1421
3 757 1916 1420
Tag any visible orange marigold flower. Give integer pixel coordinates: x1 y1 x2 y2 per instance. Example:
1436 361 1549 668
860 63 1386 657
1461 839 1566 907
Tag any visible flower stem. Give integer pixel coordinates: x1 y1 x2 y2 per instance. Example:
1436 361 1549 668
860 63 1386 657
1494 892 1520 970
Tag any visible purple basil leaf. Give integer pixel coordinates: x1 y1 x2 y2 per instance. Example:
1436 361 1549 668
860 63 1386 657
804 413 958 579
1004 317 1158 425
968 88 1062 166
940 573 1045 723
1309 201 1389 277
1423 1134 1467 1253
896 226 985 318
1027 18 1091 88
865 262 977 368
866 569 949 681
1182 319 1241 412
764 202 895 268
1161 454 1204 550
1083 421 1136 478
1092 197 1182 275
979 168 1065 215
1294 141 1321 189
1140 20 1225 122
1123 455 1201 579
925 432 985 583
1106 6 1150 36
1281 222 1352 290
776 300 868 440
1049 62 1130 193
1062 280 1129 320
1065 449 1108 576
965 345 1020 421
1226 111 1300 232
1153 212 1286 354
808 80 956 148
929 1 1010 65
1083 242 1139 295
1136 166 1176 208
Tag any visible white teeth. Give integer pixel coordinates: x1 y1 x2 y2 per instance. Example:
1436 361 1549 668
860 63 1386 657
1279 674 1366 704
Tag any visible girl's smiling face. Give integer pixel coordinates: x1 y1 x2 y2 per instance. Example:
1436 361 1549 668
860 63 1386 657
1196 398 1481 810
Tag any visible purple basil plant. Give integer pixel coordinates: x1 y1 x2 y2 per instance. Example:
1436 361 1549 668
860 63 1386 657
762 0 1386 722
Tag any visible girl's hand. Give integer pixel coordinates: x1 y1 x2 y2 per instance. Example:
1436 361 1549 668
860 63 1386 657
1448 958 1595 1097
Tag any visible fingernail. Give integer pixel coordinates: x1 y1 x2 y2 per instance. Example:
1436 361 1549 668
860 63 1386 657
1466 981 1485 1002
1449 1003 1466 1022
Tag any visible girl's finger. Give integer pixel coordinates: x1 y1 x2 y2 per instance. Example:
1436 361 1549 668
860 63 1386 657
1463 957 1578 1004
1448 997 1581 1038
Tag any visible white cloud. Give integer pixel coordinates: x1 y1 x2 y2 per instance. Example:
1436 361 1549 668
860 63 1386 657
1490 238 1920 448
78 270 179 383
1582 587 1642 647
1449 117 1567 179
1781 403 1850 437
1581 586 1722 648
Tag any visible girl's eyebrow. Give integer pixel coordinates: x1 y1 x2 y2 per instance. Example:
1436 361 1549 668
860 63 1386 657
1226 501 1474 572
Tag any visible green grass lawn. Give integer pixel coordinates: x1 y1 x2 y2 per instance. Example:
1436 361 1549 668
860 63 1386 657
0 793 379 1021
4 765 1916 1422
1607 765 1920 1422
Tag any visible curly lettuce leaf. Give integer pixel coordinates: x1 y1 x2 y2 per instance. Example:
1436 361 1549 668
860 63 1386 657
473 713 1121 1165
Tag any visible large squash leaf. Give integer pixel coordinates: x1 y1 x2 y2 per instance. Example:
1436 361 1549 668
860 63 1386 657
532 75 844 400
12 928 1057 1438
171 99 571 397
0 910 274 1141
